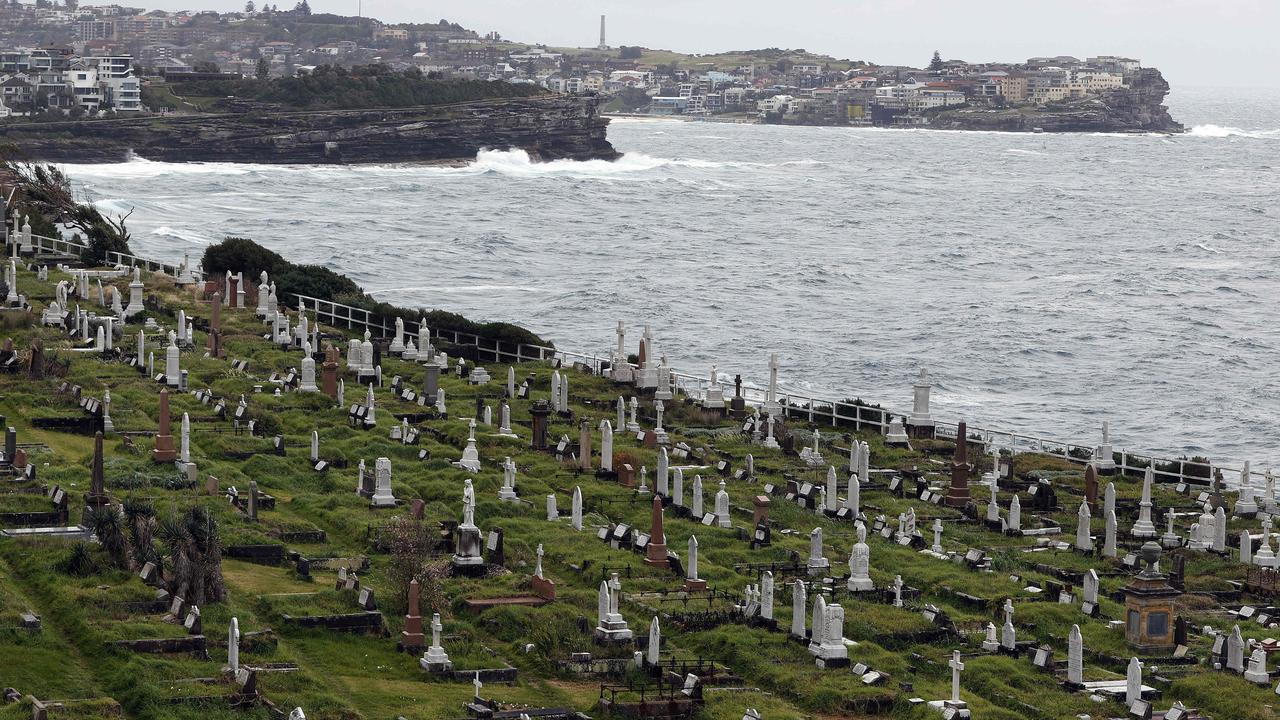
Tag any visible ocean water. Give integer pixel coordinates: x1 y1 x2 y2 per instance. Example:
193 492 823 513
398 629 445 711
59 85 1280 466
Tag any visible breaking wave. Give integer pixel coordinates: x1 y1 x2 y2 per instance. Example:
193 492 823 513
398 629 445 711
464 148 723 176
1188 124 1280 139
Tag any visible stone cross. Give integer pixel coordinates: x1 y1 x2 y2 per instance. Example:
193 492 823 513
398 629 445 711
949 650 964 703
535 544 544 579
429 612 443 648
893 575 903 607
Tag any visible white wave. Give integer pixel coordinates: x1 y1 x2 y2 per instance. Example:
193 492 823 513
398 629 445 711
150 226 213 244
381 283 550 294
60 157 254 178
1196 242 1224 254
452 148 725 177
1188 124 1280 139
91 198 137 215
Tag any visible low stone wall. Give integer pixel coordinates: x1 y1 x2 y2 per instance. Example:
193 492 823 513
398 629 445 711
111 635 207 657
281 611 385 634
224 544 285 565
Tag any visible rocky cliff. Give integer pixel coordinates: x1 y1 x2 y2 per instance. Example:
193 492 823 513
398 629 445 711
930 68 1182 133
0 95 619 164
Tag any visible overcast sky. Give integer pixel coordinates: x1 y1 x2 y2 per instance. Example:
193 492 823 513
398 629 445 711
159 0 1276 87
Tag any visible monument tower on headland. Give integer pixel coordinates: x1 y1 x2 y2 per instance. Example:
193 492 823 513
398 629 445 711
597 15 608 50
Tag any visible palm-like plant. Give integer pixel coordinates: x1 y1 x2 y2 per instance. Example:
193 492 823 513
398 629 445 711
122 497 160 570
156 506 226 606
85 506 131 570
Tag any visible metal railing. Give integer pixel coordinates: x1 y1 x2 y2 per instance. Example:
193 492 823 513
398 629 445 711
291 293 1248 490
23 233 204 282
105 250 202 282
294 293 603 371
16 237 1241 491
27 233 89 256
14 223 1246 488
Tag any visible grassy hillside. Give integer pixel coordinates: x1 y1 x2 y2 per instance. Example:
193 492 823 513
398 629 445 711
0 261 1272 720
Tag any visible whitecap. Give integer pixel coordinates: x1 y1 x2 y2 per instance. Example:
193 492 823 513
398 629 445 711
1188 124 1280 139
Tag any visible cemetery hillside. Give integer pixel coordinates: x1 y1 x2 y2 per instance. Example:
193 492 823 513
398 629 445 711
2 207 1280 720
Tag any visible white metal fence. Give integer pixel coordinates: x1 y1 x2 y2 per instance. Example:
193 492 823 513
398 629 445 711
25 233 204 283
292 292 1240 490
9 215 1241 489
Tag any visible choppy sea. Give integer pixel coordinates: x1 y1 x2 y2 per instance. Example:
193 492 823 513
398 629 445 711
57 85 1280 466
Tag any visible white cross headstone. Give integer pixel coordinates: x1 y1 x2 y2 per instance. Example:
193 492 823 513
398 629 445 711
948 650 964 704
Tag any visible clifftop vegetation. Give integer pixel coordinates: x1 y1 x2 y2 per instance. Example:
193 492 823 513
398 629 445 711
201 236 552 349
170 64 546 111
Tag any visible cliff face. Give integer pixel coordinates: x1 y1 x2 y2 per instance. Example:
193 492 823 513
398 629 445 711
0 95 619 164
930 68 1183 133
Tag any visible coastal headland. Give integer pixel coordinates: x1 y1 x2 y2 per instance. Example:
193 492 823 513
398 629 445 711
0 94 618 164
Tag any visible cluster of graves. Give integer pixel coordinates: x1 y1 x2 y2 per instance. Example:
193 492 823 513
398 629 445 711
0 244 1276 720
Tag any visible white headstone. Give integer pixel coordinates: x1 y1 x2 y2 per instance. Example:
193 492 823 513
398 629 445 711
1125 657 1143 706
571 486 583 531
1075 500 1092 552
1067 624 1083 684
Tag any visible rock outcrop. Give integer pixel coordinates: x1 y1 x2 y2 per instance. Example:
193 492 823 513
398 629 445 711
0 95 618 164
930 68 1182 133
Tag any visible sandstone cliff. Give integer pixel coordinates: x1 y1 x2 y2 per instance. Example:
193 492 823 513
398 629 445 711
0 95 619 164
930 68 1182 133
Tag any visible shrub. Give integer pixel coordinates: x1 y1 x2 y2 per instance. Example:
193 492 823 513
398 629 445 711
200 236 553 348
58 542 98 576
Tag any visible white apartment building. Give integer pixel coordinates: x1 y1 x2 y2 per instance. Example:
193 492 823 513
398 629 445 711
756 94 793 114
67 61 103 110
907 88 966 112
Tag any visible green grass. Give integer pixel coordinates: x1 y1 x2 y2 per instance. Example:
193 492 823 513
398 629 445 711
0 263 1268 720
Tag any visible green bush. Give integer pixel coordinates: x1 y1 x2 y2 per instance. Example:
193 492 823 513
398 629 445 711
199 236 552 348
170 65 546 111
